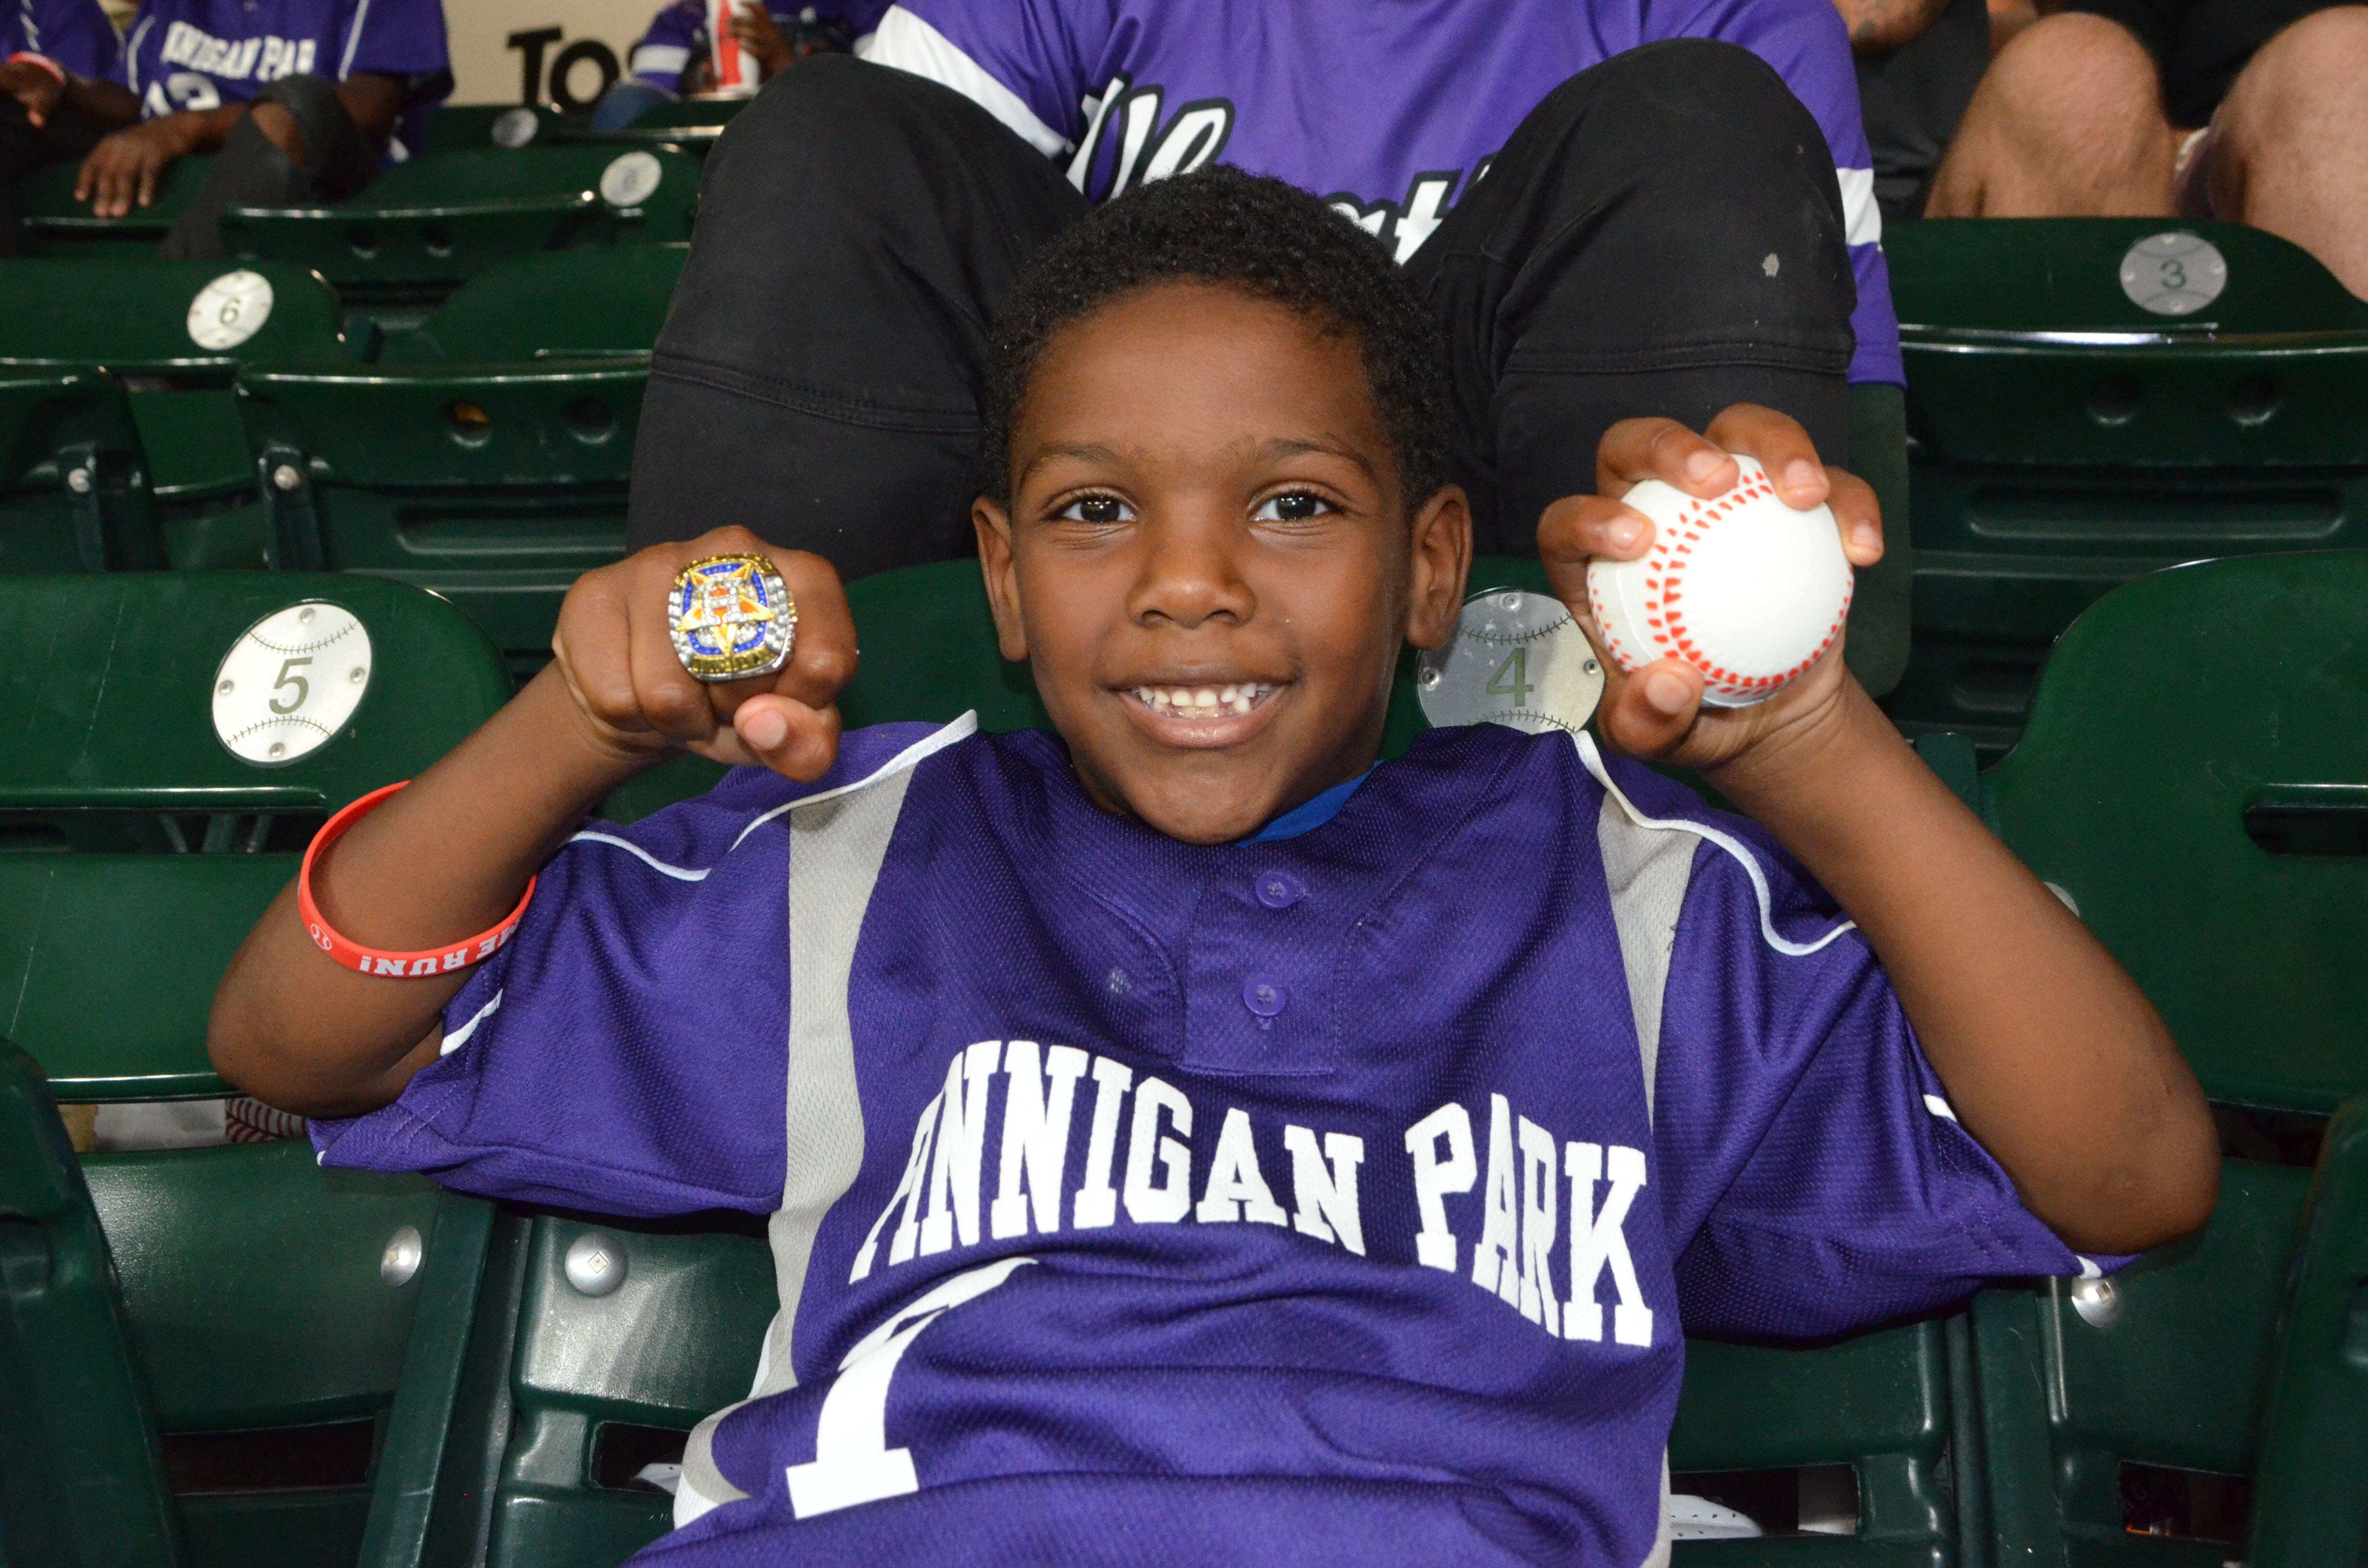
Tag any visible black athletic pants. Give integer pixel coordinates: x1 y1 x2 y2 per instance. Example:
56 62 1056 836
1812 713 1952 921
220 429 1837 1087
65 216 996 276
160 74 380 259
0 98 109 258
630 41 1856 567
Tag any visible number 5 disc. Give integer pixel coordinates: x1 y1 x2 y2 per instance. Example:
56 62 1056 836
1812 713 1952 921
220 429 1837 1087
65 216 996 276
1416 588 1603 736
212 600 373 765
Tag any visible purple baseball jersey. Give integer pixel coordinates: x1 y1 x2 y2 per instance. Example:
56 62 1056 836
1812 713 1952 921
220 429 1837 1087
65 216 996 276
627 0 892 93
116 0 450 153
857 0 1901 388
317 718 2093 1564
7 0 120 80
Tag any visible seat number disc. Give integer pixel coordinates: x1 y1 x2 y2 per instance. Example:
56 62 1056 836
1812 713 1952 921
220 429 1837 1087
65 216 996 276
212 600 373 766
188 270 275 350
2120 232 2227 317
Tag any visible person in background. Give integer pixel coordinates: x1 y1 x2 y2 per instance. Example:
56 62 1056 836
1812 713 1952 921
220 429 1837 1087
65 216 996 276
1849 0 2368 299
0 0 128 254
73 0 451 258
592 0 888 131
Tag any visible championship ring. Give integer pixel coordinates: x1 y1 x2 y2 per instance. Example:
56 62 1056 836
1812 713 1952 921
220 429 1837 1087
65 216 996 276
669 554 797 683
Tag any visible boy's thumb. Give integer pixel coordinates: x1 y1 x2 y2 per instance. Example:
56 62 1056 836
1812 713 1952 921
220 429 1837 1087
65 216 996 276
733 695 839 782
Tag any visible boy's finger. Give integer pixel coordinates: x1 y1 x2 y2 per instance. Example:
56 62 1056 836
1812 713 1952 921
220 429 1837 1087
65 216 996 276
762 548 859 711
1597 417 1736 501
1537 494 1653 565
627 552 726 745
728 695 841 783
553 575 646 737
1704 403 1827 508
1827 467 1885 566
1596 656 1703 758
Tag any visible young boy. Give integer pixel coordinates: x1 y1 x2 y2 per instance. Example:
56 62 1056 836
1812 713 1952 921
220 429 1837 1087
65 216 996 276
211 169 2216 1566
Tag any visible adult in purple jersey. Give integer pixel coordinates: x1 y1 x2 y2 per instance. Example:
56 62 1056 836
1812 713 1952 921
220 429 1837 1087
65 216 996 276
592 0 888 131
67 0 448 257
624 0 1912 688
0 0 120 253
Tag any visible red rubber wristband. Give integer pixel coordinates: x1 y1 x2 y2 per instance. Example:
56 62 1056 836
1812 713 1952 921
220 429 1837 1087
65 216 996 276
7 53 67 87
298 782 537 977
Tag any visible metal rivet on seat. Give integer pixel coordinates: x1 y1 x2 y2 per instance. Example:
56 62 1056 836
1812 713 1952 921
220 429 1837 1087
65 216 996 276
381 1225 423 1288
66 466 93 494
272 463 303 492
2069 1275 2121 1328
565 1232 628 1297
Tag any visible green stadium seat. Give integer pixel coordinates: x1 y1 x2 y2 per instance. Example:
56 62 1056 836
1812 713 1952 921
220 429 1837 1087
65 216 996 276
551 97 750 156
1886 218 2368 755
218 146 701 313
1 258 354 570
1952 551 2368 1560
0 365 155 573
237 245 686 670
9 154 217 258
0 572 511 1568
416 104 562 157
0 1037 185 1568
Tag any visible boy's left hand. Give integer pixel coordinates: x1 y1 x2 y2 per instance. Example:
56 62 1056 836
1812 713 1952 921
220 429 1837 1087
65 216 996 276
1538 403 1887 775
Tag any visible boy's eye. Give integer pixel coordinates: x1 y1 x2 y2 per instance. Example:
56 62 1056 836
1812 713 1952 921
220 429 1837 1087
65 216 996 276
1253 490 1335 523
1056 494 1136 525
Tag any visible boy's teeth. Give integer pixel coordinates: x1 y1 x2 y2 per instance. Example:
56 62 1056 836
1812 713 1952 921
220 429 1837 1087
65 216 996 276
1133 683 1271 717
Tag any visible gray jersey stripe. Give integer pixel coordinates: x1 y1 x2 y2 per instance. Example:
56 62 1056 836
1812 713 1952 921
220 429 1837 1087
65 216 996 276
1595 790 1695 1126
680 769 917 1515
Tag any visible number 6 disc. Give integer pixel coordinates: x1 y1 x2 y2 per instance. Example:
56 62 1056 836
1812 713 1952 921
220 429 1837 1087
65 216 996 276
1416 588 1603 736
212 600 373 765
187 269 275 351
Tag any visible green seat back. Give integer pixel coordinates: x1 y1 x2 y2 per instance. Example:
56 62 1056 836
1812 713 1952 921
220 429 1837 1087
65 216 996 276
416 105 561 156
1984 551 2368 1114
384 245 686 365
9 156 215 256
1 258 350 526
237 362 646 668
218 147 702 308
0 1038 184 1568
0 367 156 573
1885 220 2368 754
0 573 509 1100
552 96 749 155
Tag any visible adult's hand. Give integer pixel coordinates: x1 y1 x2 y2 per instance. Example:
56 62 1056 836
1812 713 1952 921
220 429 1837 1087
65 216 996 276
75 117 199 216
731 2 800 79
0 58 64 127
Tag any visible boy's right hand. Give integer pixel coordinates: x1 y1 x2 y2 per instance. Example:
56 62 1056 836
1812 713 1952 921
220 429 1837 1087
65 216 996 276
550 526 856 782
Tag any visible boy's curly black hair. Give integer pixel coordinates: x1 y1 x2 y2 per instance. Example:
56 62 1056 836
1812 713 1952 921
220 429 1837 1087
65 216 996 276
981 165 1454 513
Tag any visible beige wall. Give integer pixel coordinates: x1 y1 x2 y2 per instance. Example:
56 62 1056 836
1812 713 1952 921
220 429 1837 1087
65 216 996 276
446 0 674 107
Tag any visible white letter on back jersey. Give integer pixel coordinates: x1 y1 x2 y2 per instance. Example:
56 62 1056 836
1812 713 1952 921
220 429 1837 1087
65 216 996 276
1565 1141 1653 1347
1123 1074 1194 1224
1517 1116 1561 1335
990 1041 1087 1239
1283 1126 1366 1255
1470 1094 1522 1307
919 1041 1000 1255
1196 1107 1287 1225
1072 1055 1133 1229
1405 1102 1476 1272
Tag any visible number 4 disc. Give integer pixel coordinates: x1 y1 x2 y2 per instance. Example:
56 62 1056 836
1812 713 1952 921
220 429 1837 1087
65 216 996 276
1416 588 1603 736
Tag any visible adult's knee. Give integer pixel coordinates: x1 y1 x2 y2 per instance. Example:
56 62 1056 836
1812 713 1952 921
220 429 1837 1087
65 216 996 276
1981 14 2163 149
1572 40 1827 168
2217 7 2368 143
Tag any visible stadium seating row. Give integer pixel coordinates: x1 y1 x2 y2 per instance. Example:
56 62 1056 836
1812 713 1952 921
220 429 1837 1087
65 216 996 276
2 551 2363 1566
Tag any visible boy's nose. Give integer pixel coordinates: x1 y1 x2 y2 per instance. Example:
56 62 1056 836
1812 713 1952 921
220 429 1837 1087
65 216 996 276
1128 515 1255 629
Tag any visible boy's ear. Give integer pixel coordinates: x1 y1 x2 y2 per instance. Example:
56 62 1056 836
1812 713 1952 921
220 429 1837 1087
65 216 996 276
1403 485 1472 652
973 497 1032 662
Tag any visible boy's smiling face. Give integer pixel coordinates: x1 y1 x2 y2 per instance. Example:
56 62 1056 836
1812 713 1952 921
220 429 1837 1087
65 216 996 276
975 282 1470 845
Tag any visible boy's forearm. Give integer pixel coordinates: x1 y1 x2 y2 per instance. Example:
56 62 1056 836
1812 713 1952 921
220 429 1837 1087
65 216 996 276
1704 686 2218 1252
209 667 655 1116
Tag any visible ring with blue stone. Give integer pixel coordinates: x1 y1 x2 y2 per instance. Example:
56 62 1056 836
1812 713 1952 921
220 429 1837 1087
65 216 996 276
668 553 797 683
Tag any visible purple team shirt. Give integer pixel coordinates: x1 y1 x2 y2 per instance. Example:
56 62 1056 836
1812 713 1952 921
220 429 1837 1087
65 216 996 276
115 0 450 153
6 0 120 79
318 718 2088 1564
858 0 1901 387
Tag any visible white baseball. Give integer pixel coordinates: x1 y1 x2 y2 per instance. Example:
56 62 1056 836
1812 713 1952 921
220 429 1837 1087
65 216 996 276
1584 454 1852 708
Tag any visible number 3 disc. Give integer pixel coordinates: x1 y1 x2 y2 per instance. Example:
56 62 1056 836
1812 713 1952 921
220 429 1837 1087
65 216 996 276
187 269 275 351
212 600 373 765
1416 588 1603 737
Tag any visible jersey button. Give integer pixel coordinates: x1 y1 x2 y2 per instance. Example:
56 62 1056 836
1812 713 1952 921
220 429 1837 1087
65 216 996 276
1243 980 1288 1018
1254 871 1306 910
